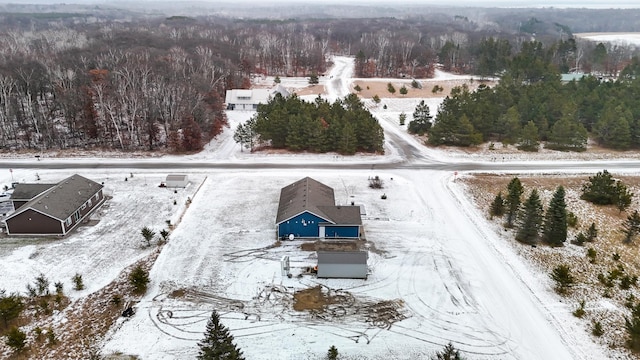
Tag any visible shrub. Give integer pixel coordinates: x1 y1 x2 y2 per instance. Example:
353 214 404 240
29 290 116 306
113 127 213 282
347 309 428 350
571 233 587 246
47 327 57 346
387 83 396 94
5 326 26 352
566 212 578 228
587 248 597 263
572 300 586 318
54 281 63 295
72 273 84 291
592 321 604 337
354 84 362 92
551 264 575 294
0 290 24 329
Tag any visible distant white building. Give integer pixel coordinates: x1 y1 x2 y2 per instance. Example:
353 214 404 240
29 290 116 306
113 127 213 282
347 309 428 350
225 85 290 110
165 174 189 188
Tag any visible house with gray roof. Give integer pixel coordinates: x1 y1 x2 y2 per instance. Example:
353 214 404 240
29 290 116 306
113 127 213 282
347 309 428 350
225 85 290 110
276 177 362 239
3 174 105 236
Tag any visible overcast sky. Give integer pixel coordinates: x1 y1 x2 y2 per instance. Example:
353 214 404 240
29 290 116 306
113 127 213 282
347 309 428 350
1 0 638 8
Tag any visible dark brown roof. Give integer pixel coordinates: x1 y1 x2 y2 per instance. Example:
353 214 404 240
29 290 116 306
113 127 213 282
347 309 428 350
276 177 362 225
276 177 335 224
10 183 56 200
10 174 103 221
317 205 362 225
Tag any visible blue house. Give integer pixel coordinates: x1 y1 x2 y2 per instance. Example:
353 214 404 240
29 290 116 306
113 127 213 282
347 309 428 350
276 177 362 239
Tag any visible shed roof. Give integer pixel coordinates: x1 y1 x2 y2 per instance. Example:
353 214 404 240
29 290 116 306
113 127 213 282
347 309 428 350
166 174 188 182
11 174 103 221
317 251 368 265
10 183 56 200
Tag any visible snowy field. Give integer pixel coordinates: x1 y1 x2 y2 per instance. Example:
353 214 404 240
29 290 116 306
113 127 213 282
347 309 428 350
576 32 640 47
0 56 638 359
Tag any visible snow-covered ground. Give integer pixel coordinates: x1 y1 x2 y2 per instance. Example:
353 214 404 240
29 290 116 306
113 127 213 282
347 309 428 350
576 33 640 47
0 56 638 360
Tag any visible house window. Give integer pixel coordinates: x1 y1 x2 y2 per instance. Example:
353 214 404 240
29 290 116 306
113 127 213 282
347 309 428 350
66 217 72 226
94 193 100 201
88 199 92 207
74 211 80 221
81 204 87 210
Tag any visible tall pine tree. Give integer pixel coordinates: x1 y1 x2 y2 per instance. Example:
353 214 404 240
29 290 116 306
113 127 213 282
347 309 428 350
516 189 543 244
542 186 568 246
505 177 524 228
198 310 244 360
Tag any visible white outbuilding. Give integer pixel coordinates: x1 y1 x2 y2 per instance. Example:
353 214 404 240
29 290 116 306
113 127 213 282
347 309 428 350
165 174 189 188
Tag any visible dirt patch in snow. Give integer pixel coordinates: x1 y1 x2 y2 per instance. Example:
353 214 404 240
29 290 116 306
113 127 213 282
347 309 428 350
350 79 493 99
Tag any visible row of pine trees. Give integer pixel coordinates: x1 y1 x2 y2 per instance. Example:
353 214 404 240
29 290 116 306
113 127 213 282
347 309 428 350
235 93 384 155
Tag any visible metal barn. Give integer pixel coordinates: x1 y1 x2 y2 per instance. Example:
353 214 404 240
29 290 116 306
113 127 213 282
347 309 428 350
317 251 368 279
276 177 361 239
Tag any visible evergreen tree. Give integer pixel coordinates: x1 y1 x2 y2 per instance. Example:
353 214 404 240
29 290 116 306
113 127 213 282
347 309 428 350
615 181 634 213
399 112 407 126
387 83 396 94
517 121 539 152
551 264 575 294
432 342 464 360
198 310 244 360
5 326 26 352
327 345 339 360
490 192 505 218
501 107 522 145
622 210 640 244
516 189 544 244
581 170 633 206
0 290 24 328
141 227 155 247
626 301 640 351
587 223 598 241
505 177 524 228
129 265 150 295
594 102 632 149
409 100 433 135
308 73 319 85
542 186 567 246
546 116 588 152
399 85 408 96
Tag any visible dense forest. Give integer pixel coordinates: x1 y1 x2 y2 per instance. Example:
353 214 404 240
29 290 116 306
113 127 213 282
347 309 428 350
428 49 640 151
0 4 638 152
237 93 384 154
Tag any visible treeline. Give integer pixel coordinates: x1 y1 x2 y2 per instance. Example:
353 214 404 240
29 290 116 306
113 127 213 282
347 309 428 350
0 9 638 152
235 94 384 155
427 46 640 151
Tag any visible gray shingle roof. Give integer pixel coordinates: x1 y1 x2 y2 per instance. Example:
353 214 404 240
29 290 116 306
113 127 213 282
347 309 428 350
10 183 56 201
17 174 103 221
317 251 368 265
276 177 362 225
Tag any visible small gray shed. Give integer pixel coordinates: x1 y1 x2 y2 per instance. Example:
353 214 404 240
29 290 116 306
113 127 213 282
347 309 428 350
317 251 368 279
165 174 189 188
